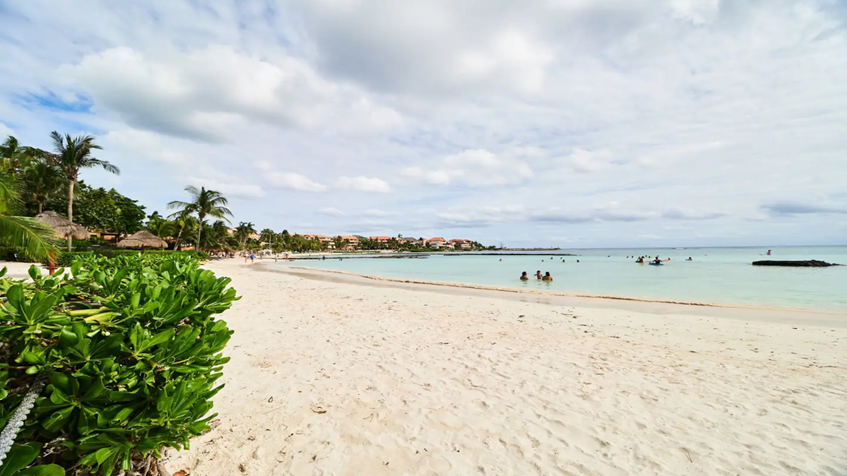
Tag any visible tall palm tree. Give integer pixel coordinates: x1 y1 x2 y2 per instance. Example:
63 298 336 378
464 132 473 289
21 159 64 213
0 172 55 260
49 131 120 251
167 186 232 251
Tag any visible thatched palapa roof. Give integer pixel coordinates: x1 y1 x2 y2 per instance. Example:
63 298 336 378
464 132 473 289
35 211 90 240
117 230 168 249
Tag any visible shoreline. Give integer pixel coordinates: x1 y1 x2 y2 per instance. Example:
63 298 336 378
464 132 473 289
256 263 847 327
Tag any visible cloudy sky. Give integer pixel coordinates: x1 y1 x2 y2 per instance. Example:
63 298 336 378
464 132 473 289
1 0 845 247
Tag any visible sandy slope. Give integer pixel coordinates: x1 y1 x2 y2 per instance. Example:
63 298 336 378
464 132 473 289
167 260 846 475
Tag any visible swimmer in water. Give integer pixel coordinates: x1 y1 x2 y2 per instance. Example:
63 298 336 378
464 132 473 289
542 272 553 281
535 270 543 279
520 271 529 281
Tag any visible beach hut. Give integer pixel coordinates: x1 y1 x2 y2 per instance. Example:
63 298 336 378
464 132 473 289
117 230 168 249
34 211 90 241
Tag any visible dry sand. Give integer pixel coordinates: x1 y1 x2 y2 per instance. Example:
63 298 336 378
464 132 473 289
160 260 847 475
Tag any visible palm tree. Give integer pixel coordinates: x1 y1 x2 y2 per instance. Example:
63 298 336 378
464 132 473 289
167 210 197 251
0 172 55 260
167 186 232 251
259 228 275 244
21 159 64 213
234 222 256 249
145 211 175 239
49 131 119 251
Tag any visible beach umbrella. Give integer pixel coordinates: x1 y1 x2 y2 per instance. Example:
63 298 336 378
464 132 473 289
35 210 90 240
117 230 168 249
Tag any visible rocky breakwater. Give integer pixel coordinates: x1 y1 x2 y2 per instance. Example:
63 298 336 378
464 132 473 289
752 260 841 267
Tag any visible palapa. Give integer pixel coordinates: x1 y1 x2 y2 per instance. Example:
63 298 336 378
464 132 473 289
117 230 168 249
34 211 90 240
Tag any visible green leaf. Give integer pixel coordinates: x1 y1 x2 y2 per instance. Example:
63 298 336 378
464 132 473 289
94 447 116 465
6 284 23 312
17 464 66 476
42 406 74 432
48 372 71 393
0 442 41 476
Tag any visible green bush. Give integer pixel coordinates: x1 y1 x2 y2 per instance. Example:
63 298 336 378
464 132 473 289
0 253 237 475
44 250 209 267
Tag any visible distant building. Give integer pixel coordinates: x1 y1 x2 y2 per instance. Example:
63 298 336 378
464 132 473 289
369 236 392 244
302 234 334 248
427 237 446 249
449 239 473 250
400 237 423 247
340 236 360 248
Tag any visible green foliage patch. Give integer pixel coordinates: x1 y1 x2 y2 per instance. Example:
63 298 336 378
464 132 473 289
0 253 237 475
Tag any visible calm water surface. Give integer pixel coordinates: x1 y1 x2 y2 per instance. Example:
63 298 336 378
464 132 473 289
281 246 847 311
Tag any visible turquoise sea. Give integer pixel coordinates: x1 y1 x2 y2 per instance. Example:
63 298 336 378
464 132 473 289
284 246 847 312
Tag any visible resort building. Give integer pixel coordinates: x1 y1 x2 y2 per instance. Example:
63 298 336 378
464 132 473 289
302 234 335 249
450 239 473 250
339 236 360 248
427 237 446 249
400 237 423 247
369 236 392 244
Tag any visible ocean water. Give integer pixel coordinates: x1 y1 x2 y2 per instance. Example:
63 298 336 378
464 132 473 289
282 246 847 312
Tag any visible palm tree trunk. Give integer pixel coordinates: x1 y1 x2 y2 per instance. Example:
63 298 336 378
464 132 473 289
196 213 204 251
174 226 183 251
67 179 75 252
37 200 43 214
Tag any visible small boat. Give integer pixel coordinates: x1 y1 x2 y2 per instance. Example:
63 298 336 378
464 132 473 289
648 262 664 266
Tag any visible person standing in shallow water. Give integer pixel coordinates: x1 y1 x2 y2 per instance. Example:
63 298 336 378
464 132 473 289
542 272 553 281
535 270 543 279
520 271 529 281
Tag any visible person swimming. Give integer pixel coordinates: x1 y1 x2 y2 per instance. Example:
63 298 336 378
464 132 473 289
535 270 543 279
542 272 553 281
636 256 644 263
686 256 693 261
520 271 529 281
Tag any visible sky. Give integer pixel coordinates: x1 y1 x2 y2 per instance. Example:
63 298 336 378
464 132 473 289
0 0 845 248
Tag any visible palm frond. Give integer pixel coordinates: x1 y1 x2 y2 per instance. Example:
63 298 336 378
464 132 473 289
50 131 65 154
0 216 56 260
89 158 120 175
167 200 194 211
184 185 201 198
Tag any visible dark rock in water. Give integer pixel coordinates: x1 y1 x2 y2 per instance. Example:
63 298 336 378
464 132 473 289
752 260 840 267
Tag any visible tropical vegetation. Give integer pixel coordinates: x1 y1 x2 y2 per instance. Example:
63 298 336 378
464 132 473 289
48 132 120 251
2 132 491 259
0 252 236 475
167 187 232 251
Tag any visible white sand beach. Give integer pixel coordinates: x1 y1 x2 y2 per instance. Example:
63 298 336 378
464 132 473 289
166 260 847 476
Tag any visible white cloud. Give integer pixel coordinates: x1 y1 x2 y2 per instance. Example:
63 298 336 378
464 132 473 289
668 0 720 25
318 207 346 217
187 176 265 200
403 149 533 187
363 208 395 217
565 149 616 173
266 172 327 192
334 176 391 193
58 45 402 141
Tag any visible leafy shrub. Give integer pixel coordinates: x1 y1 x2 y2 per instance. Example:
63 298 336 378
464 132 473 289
0 253 237 475
44 250 209 267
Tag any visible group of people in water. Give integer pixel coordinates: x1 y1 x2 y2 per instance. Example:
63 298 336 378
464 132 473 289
634 255 670 264
520 270 553 281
